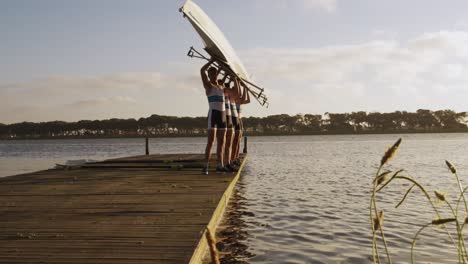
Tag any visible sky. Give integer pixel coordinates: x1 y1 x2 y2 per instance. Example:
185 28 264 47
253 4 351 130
2 0 468 124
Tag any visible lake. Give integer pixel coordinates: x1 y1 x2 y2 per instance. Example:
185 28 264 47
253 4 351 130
2 134 468 263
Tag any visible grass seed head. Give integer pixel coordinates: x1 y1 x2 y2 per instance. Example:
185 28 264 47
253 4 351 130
434 191 446 202
374 171 392 185
381 138 402 166
445 160 457 174
377 175 388 185
373 210 384 230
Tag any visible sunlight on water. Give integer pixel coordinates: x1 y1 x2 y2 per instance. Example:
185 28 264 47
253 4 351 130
0 138 206 177
2 134 468 263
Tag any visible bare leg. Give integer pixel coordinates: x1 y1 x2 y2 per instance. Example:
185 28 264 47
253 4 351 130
231 129 240 161
224 128 234 165
234 129 242 161
216 129 227 167
205 129 216 165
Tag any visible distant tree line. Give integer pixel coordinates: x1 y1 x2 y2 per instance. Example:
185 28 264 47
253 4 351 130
1 109 467 139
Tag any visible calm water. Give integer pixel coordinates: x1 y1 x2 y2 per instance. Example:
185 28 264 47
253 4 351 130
2 134 468 263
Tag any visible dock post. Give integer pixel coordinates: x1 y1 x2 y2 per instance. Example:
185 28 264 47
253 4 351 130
145 137 149 155
243 136 248 154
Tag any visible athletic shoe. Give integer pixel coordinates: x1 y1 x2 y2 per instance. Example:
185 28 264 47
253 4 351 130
226 164 238 172
216 165 228 173
216 165 232 173
225 165 236 173
202 166 209 175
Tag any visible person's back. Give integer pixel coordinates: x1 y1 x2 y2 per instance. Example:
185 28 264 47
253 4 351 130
200 60 229 175
232 83 250 165
223 84 237 172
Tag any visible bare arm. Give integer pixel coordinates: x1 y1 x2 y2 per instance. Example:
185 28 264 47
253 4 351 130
221 77 233 96
244 89 251 104
240 81 251 104
231 77 241 100
200 59 215 90
220 72 229 84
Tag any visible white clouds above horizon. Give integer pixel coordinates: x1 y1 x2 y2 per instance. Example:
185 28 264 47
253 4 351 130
2 30 468 123
69 96 137 108
244 36 468 87
0 71 204 123
241 30 468 114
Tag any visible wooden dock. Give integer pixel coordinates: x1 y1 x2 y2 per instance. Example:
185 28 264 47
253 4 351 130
0 153 247 264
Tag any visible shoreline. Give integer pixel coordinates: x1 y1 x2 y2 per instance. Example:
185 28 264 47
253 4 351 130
3 130 468 141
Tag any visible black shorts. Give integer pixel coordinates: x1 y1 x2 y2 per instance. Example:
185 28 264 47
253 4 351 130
208 110 227 129
232 116 241 131
226 115 233 129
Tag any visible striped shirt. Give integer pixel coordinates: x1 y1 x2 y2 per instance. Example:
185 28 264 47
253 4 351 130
230 98 238 117
207 83 225 111
236 104 242 117
225 95 231 116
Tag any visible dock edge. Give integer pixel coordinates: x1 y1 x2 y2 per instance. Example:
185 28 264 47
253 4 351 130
188 154 248 264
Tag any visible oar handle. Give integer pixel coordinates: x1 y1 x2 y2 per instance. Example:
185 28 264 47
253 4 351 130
186 46 269 107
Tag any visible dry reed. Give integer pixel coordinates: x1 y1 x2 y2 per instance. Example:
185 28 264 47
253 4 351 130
205 227 220 264
380 138 401 166
371 138 468 264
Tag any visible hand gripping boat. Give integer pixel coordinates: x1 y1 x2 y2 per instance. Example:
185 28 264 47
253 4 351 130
180 0 269 107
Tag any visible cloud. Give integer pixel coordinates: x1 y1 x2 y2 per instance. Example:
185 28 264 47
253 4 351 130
240 31 468 114
69 96 137 108
407 31 468 56
4 31 468 123
5 72 165 95
0 71 203 123
0 71 199 97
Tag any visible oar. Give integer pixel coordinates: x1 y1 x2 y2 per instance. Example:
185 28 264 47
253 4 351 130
187 46 269 107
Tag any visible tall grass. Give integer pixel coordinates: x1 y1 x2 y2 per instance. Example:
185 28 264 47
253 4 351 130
371 138 468 263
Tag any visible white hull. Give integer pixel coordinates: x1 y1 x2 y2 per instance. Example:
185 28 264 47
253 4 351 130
180 0 250 81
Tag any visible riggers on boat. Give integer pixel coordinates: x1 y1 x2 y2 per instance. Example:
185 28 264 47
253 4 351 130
180 0 269 107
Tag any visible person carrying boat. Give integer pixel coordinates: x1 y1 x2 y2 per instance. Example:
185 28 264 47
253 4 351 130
221 76 242 172
232 81 250 165
201 59 231 175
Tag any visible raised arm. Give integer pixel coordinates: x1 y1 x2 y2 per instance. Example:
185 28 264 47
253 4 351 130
220 72 229 84
231 77 241 99
200 59 215 90
240 81 251 104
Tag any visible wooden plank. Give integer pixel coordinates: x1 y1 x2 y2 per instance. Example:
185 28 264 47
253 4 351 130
0 153 247 264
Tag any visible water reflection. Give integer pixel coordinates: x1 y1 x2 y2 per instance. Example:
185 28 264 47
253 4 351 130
238 134 467 263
